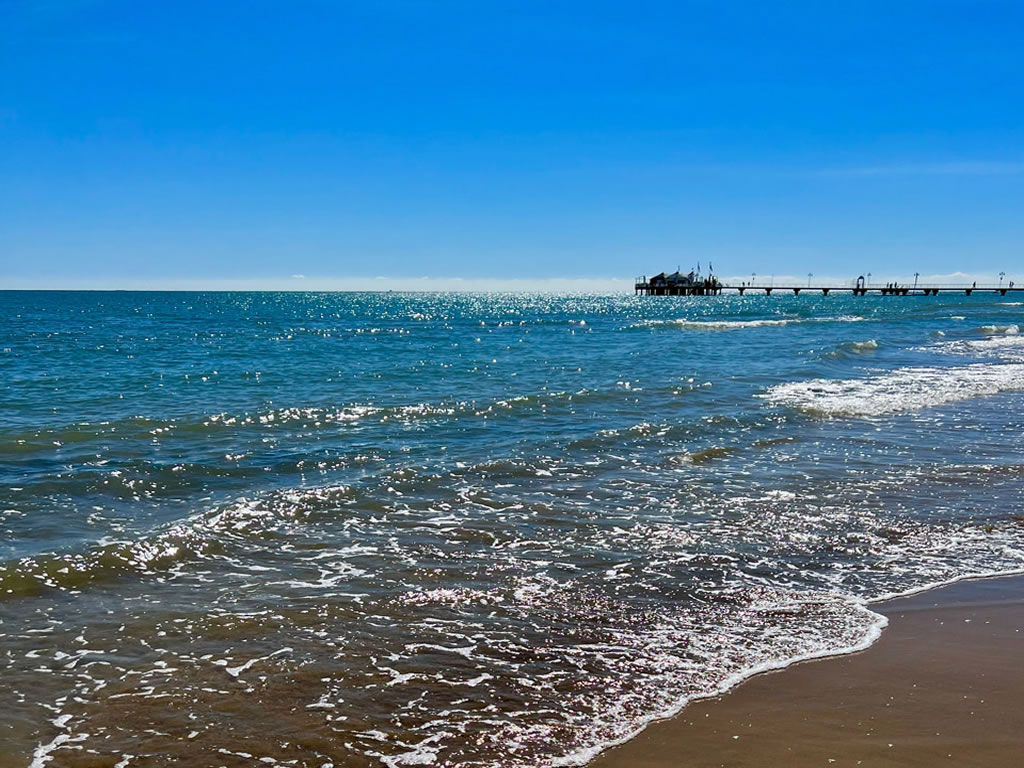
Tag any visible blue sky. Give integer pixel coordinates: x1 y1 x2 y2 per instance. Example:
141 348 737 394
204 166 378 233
2 1 1023 289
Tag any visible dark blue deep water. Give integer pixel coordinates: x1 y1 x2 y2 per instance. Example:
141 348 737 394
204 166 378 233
2 290 1024 767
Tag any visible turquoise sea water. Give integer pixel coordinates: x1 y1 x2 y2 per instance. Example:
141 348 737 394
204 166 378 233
2 290 1023 767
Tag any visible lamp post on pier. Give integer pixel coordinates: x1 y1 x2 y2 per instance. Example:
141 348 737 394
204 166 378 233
807 272 813 287
913 272 919 292
1000 271 1006 288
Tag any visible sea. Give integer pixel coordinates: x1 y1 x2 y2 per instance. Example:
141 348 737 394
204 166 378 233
2 289 1023 767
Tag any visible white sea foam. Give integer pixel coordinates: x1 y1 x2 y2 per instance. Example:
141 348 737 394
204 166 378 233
549 600 888 767
763 363 1024 416
12 284 1024 768
29 715 85 768
825 339 879 358
553 563 1024 768
846 339 878 353
928 334 1024 362
978 324 1020 335
634 315 865 331
18 474 1024 768
223 647 292 679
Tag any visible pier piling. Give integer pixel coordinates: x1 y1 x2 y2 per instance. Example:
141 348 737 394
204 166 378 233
634 277 1020 297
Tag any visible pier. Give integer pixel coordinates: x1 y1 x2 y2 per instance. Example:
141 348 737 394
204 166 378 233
635 273 1020 297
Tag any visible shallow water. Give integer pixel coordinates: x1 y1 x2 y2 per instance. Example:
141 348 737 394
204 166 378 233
2 290 1023 767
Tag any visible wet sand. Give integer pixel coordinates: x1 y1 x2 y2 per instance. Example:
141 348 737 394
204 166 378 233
589 574 1024 768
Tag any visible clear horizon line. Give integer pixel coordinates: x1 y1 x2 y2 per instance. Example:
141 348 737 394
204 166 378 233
3 270 1018 293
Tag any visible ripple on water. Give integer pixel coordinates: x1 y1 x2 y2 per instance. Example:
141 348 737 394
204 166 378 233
3 291 1024 767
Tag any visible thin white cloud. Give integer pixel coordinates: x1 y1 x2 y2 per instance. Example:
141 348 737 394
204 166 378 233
2 275 634 293
7 271 1019 292
821 161 1024 177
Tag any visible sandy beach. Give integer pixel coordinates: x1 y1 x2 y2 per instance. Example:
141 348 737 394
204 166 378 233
589 574 1024 767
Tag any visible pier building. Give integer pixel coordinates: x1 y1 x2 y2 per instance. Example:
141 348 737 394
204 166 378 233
634 274 1020 297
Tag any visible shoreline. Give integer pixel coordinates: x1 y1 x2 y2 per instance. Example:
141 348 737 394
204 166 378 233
586 573 1024 767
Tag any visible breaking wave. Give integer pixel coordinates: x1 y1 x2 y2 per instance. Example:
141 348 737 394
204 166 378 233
0 485 357 599
12 466 1024 768
631 315 866 331
762 363 1024 417
977 324 1020 335
7 290 1024 768
930 334 1024 362
824 339 879 358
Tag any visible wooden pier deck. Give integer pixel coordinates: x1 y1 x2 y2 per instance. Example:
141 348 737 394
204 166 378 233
634 279 1021 297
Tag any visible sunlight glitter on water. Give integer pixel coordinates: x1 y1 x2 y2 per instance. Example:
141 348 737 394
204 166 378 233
2 291 1024 766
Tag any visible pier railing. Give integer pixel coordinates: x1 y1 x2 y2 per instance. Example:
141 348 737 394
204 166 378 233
634 279 1020 297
